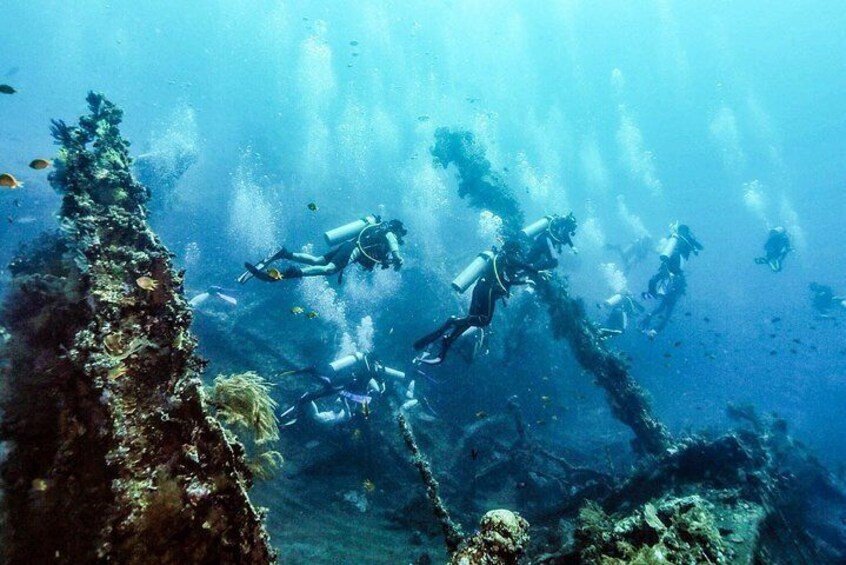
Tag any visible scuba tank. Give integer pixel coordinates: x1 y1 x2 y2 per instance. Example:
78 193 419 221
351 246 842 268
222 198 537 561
324 215 378 246
329 352 365 373
521 215 554 239
381 366 406 380
451 250 495 293
659 235 679 263
605 293 625 309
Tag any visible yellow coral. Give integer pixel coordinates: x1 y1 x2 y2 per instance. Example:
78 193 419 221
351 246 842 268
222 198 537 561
209 372 279 445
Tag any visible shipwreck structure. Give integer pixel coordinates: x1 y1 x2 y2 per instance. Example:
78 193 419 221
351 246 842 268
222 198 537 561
0 93 273 563
431 128 671 455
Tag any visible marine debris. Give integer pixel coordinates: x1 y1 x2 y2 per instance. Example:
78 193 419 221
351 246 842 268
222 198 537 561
397 412 465 553
0 93 273 563
431 127 671 455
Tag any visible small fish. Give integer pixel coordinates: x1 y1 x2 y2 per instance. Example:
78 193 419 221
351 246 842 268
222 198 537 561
12 198 20 207
470 448 479 460
362 478 375 493
770 350 777 356
267 267 283 280
290 306 305 315
306 311 319 319
108 365 128 380
673 341 682 348
350 40 359 46
703 316 711 323
307 202 319 211
771 317 782 323
0 173 23 188
540 395 551 404
663 353 672 358
136 276 159 292
28 159 52 170
417 115 430 122
475 410 488 420
0 84 16 95
551 415 559 422
31 478 48 492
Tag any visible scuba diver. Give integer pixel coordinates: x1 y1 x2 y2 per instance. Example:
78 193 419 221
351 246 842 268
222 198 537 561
658 222 703 275
605 235 654 273
754 227 791 273
237 214 406 284
278 351 412 427
522 212 578 270
809 282 846 319
598 291 645 337
413 240 543 365
639 271 687 337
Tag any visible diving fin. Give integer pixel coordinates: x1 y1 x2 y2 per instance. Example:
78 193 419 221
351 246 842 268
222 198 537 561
241 262 279 282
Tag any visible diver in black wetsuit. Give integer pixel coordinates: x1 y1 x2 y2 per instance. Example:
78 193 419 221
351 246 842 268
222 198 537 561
413 240 541 365
659 222 703 275
639 270 687 336
809 282 846 319
523 212 578 270
278 352 410 426
237 216 406 284
755 227 791 273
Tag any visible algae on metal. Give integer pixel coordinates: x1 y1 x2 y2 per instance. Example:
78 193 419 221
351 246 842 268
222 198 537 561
431 127 671 455
0 92 274 563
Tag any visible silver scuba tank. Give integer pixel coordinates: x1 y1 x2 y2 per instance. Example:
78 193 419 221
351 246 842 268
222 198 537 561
324 215 378 246
659 236 678 263
381 366 406 380
329 352 365 373
451 250 495 293
521 216 553 239
605 293 624 308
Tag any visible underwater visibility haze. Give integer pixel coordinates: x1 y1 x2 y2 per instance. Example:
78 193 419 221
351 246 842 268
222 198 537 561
1 1 846 563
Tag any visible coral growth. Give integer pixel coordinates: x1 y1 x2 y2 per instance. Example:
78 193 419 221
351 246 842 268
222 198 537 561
209 372 283 480
209 372 280 445
450 509 531 565
0 93 273 563
577 496 731 564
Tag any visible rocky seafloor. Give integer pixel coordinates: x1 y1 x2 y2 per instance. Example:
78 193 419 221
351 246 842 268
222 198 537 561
1 96 845 564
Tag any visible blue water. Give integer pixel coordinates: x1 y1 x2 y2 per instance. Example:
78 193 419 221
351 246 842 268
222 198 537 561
2 0 846 546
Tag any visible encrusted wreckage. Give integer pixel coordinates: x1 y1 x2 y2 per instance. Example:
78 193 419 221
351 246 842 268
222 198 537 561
0 93 273 563
431 127 671 455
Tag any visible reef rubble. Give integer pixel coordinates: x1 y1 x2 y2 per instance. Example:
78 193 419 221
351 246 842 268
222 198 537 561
0 93 273 563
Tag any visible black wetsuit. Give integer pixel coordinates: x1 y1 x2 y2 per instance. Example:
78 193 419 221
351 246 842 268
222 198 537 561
414 253 534 362
640 272 686 333
525 217 576 270
757 231 791 272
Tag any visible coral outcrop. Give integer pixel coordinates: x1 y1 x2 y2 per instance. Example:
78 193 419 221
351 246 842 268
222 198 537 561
0 93 273 563
431 127 671 455
449 509 531 565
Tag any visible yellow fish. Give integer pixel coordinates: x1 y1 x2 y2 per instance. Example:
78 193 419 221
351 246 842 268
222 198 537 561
0 173 23 189
362 479 375 493
29 159 52 170
290 306 305 315
307 202 319 211
267 267 283 280
136 276 158 291
108 365 128 380
31 478 48 492
306 311 319 319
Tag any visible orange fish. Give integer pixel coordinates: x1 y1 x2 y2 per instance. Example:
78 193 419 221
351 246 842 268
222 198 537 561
0 173 22 189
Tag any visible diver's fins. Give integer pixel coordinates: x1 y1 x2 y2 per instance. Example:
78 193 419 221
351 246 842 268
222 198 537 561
215 292 238 306
241 262 278 282
237 251 282 284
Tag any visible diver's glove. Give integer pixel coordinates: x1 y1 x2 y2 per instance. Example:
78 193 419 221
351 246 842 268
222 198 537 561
392 254 404 271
